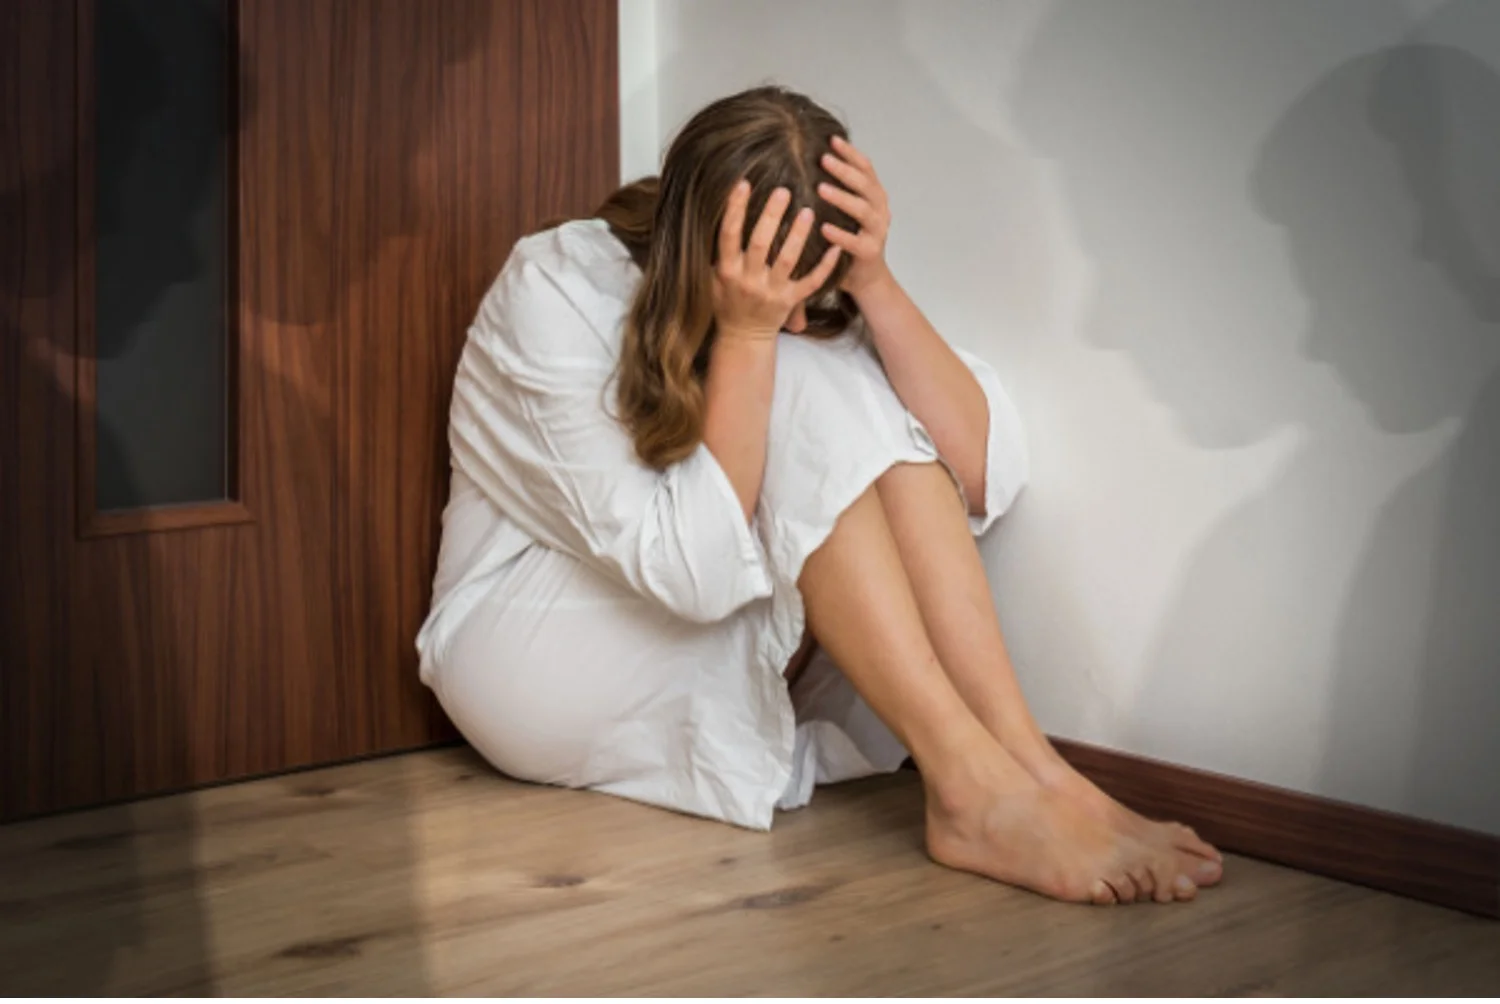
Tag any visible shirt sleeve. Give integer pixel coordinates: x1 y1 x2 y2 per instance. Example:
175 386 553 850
447 247 773 625
952 345 1030 536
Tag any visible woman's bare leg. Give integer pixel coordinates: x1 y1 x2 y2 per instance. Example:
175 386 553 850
798 482 1195 904
872 461 1223 889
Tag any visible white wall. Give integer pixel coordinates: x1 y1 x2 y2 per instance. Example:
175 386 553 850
617 0 659 183
621 0 1500 834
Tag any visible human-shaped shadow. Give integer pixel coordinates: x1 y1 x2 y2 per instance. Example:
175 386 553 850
2 0 499 991
1251 3 1500 834
1007 0 1411 765
248 0 498 327
1011 0 1499 836
1 0 220 991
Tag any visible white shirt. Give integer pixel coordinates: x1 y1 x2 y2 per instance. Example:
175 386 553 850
416 219 1028 829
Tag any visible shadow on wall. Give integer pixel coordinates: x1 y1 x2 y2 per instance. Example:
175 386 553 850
1011 0 1498 834
646 0 1500 834
1254 5 1500 834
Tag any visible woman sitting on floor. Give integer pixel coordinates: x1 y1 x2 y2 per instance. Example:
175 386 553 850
417 85 1224 905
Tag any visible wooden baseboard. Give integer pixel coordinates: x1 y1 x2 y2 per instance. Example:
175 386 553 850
1049 738 1499 919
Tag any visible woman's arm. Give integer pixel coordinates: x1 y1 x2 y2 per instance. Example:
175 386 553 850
850 271 989 511
702 337 778 521
704 181 843 520
450 253 771 625
818 137 989 511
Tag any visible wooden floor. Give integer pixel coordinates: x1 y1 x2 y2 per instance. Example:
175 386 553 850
2 748 1496 996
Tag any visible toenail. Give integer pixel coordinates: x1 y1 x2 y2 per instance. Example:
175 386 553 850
1198 860 1220 878
1174 874 1196 896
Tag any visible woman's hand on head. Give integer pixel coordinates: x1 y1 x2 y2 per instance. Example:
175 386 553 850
818 136 893 297
713 180 842 343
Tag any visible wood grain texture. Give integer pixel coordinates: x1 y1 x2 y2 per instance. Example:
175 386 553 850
1 748 1496 996
72 0 98 536
1054 737 1500 919
518 0 620 230
330 0 619 754
232 0 340 779
333 0 506 757
79 501 254 537
0 0 619 820
1 0 80 820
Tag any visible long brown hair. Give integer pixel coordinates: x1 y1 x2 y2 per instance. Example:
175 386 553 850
598 86 861 469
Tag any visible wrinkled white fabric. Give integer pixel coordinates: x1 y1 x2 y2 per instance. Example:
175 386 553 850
416 219 1028 830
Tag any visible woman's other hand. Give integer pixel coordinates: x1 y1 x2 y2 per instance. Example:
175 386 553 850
713 180 842 342
817 136 893 297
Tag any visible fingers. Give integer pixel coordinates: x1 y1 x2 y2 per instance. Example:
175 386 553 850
772 206 816 279
820 149 872 196
746 186 792 267
717 179 752 272
820 221 875 259
714 184 838 338
817 180 875 226
791 245 843 301
831 133 876 176
819 222 860 250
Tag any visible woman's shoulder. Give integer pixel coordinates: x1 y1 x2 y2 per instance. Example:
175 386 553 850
471 219 637 359
499 220 636 310
506 218 634 290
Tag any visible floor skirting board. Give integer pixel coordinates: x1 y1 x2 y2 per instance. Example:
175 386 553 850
1051 738 1499 919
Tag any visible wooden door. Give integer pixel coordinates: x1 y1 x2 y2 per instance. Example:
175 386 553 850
0 0 619 820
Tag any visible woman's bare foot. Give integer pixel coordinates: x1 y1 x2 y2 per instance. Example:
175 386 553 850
1037 760 1225 888
924 772 1199 905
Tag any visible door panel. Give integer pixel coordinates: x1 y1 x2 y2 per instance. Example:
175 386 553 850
0 0 619 820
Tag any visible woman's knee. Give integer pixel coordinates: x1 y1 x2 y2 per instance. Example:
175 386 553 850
875 458 967 516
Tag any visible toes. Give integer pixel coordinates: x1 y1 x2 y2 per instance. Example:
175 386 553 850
1152 852 1200 900
1162 822 1224 886
1154 852 1200 902
1090 879 1118 905
1193 855 1224 886
1173 848 1223 887
1105 873 1138 905
1129 867 1155 903
1172 822 1223 862
1148 857 1179 904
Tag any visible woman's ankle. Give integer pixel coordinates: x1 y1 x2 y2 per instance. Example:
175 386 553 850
981 718 1076 787
915 739 1037 821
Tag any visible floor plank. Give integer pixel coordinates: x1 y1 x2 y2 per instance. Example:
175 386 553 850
1 747 1496 995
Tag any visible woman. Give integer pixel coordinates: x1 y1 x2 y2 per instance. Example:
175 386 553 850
417 86 1223 905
